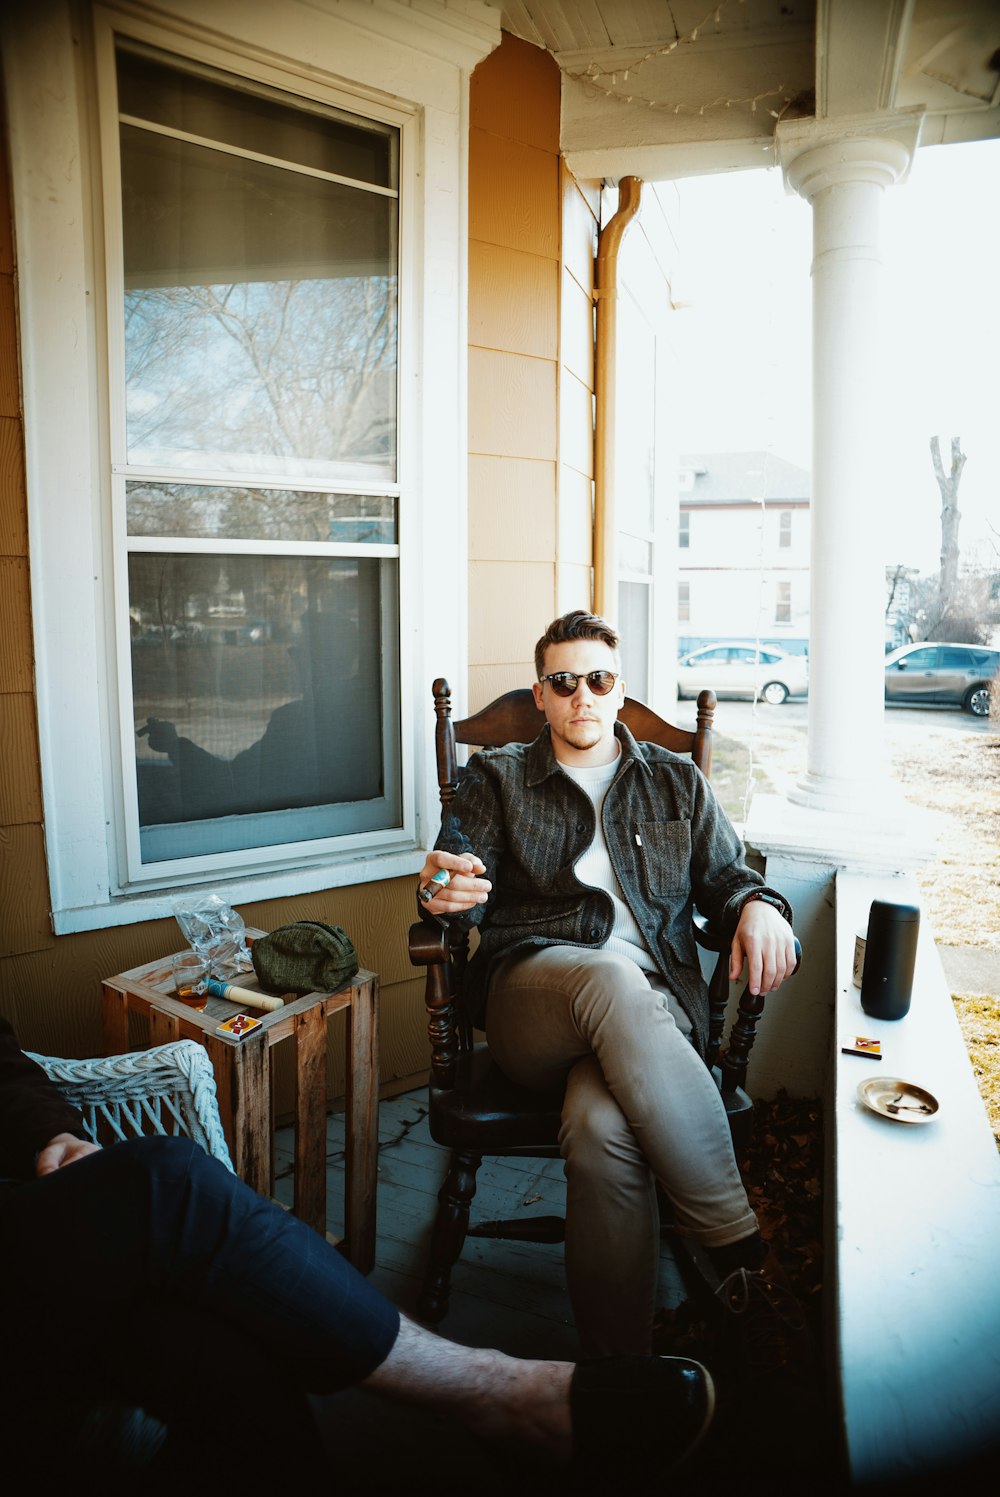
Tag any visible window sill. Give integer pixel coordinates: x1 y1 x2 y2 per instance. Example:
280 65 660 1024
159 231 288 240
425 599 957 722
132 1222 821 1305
51 846 426 934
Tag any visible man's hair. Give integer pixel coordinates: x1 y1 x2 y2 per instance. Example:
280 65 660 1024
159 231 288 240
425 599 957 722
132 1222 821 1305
534 610 621 679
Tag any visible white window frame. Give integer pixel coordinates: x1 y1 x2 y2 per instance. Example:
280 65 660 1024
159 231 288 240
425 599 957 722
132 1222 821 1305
2 0 496 932
775 579 792 624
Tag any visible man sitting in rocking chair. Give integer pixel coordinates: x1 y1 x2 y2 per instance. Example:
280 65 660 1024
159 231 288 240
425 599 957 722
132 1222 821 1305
418 609 809 1374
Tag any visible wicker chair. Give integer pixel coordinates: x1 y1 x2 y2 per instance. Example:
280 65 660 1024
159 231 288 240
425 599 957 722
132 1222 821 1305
26 1038 233 1169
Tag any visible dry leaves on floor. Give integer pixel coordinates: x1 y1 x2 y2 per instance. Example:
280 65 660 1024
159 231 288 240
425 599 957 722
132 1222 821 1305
654 1090 824 1353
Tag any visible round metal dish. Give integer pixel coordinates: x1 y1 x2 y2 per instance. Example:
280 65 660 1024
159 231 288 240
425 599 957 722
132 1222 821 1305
857 1076 940 1124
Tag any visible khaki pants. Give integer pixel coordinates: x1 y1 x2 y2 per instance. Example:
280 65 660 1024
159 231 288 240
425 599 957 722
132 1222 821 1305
485 946 757 1356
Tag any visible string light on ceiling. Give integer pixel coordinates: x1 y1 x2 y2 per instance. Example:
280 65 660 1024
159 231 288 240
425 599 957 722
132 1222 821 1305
564 0 792 121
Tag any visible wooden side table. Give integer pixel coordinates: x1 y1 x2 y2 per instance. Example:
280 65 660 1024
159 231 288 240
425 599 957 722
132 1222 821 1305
101 934 379 1273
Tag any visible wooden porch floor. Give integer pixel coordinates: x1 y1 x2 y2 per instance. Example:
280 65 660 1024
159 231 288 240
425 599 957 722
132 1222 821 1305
274 1091 839 1496
277 1089 691 1353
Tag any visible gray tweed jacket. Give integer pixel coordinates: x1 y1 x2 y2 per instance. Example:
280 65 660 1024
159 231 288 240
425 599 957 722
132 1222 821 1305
431 721 791 1056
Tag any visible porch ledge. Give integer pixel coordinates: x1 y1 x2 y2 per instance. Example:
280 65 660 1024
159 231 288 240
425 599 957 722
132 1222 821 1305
831 870 1000 1484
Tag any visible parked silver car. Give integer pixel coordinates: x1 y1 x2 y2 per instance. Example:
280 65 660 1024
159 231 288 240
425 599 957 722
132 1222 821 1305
677 643 809 705
884 642 998 716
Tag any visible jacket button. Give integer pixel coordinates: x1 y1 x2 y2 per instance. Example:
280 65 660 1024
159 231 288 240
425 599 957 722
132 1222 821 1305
589 927 601 941
576 822 585 833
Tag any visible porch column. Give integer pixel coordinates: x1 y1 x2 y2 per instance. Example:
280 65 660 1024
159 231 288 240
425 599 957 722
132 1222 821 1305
777 115 922 813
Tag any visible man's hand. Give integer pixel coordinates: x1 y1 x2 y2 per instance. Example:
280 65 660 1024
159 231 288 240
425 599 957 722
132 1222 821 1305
418 851 492 915
730 898 797 996
136 717 180 755
35 1133 101 1177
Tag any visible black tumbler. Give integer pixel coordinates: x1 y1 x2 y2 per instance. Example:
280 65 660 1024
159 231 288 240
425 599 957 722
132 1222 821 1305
860 899 920 1020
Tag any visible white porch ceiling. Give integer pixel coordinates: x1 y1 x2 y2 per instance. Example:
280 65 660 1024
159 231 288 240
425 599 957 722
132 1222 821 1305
488 0 1000 178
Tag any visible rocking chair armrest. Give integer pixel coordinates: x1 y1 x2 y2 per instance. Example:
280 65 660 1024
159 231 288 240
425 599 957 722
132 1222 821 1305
693 910 725 952
409 920 461 1086
717 936 804 1093
408 919 451 967
694 912 803 974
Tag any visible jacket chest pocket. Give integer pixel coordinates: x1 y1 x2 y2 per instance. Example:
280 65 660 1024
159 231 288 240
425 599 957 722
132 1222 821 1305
636 820 692 901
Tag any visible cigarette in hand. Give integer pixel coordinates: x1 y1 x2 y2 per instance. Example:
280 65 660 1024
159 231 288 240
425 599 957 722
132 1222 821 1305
205 978 284 1012
418 867 451 905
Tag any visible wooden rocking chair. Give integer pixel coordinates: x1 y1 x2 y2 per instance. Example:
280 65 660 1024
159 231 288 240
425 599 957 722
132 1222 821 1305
409 679 794 1323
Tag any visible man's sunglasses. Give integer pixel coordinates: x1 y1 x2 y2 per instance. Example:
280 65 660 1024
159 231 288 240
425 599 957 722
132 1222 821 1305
538 670 620 697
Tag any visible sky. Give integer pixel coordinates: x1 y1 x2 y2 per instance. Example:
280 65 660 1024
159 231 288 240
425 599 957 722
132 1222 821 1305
670 137 1000 578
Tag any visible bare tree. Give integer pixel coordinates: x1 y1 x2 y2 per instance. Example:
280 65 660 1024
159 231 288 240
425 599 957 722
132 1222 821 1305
929 435 965 614
905 567 1000 645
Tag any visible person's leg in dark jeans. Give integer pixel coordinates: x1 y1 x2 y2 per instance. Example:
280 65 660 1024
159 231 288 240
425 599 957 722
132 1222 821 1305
0 1135 398 1487
0 1134 717 1492
1 1135 400 1388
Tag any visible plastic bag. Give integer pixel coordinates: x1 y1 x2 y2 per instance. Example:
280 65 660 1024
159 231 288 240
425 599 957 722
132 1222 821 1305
172 894 253 979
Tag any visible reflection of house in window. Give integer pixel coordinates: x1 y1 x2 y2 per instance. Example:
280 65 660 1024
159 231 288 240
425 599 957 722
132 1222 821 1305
679 511 690 549
678 581 690 622
779 510 792 548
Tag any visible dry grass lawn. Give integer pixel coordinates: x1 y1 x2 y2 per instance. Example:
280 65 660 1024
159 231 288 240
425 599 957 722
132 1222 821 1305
890 729 1000 951
711 711 1000 1142
953 994 1000 1143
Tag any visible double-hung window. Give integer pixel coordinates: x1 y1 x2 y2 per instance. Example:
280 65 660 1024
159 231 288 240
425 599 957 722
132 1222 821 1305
775 580 792 624
106 38 403 882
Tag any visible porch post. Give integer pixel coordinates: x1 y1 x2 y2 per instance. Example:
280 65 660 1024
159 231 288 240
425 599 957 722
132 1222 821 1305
777 114 922 813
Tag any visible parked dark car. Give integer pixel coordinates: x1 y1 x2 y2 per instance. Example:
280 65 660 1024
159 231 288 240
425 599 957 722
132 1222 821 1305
884 642 998 717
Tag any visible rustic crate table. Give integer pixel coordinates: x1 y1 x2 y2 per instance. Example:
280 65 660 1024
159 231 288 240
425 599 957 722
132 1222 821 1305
101 934 379 1272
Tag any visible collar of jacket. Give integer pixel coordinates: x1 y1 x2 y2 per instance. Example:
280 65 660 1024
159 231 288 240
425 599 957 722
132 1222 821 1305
523 720 654 788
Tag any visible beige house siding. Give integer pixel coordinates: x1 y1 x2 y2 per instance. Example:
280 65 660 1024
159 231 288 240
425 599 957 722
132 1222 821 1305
0 79 59 1044
467 34 597 711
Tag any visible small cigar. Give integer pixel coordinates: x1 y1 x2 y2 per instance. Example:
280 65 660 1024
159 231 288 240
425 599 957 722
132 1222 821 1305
418 867 451 905
205 978 284 1013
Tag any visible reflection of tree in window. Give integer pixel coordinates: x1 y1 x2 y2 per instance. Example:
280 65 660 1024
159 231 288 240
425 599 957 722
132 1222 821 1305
118 46 399 474
125 276 397 469
126 483 396 544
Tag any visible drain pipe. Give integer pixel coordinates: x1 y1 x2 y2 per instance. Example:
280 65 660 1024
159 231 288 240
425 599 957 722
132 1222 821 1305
593 175 643 619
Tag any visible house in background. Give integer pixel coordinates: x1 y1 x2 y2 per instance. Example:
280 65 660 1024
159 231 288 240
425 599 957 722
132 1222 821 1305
885 563 920 649
678 451 811 655
3 1 1000 1480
